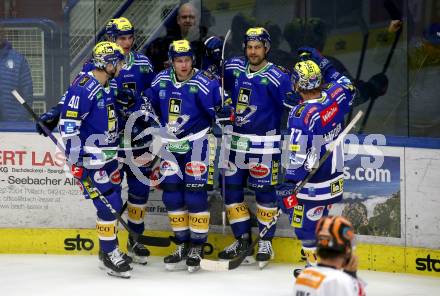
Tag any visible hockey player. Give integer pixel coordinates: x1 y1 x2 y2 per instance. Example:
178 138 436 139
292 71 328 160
58 41 132 278
36 17 156 264
143 39 219 271
293 215 365 296
105 17 156 265
215 27 297 268
277 47 356 276
143 39 221 272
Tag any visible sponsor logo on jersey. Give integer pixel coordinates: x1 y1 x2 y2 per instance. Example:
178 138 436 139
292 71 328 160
159 89 166 98
271 160 279 185
94 170 109 184
70 165 84 179
324 123 342 142
107 104 117 133
330 178 344 195
122 82 136 90
189 85 198 93
140 65 150 73
168 98 182 123
64 121 77 134
185 161 207 176
96 90 103 99
159 160 179 176
79 76 90 86
320 101 339 126
66 110 78 118
249 162 270 179
110 170 121 184
237 88 251 113
304 106 318 125
97 99 105 109
160 80 167 88
294 105 305 118
330 86 343 99
306 206 325 221
416 255 440 272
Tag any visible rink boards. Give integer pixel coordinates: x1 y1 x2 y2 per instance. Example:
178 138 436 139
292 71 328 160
0 228 439 277
1 133 440 277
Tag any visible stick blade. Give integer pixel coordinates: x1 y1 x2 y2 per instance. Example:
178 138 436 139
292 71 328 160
200 259 230 271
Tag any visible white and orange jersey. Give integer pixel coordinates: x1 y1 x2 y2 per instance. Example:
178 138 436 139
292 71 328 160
293 266 365 296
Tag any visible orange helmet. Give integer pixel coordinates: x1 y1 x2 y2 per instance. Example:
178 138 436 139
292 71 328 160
316 216 354 254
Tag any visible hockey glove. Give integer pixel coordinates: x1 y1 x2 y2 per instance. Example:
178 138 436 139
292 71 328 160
297 46 332 75
275 182 298 215
204 36 223 63
284 91 302 109
215 105 235 126
116 88 136 110
36 105 61 136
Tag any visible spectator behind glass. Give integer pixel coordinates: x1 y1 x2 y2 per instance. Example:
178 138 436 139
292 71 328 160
145 2 212 72
0 26 33 121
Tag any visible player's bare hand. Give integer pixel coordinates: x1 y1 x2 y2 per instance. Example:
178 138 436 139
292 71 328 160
388 20 402 33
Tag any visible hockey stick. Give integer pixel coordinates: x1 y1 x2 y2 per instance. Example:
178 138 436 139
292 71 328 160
358 0 402 133
346 11 369 124
200 110 363 271
12 90 170 247
220 29 232 233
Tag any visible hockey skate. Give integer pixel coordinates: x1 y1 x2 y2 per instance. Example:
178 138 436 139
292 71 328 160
218 234 255 265
256 239 274 269
127 236 150 265
101 248 133 279
99 248 132 265
186 244 204 273
164 242 189 271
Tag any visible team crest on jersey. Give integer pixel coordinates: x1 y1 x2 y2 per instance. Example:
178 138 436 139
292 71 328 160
168 98 182 123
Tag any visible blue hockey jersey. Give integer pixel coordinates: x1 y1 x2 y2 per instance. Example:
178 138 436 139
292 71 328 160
59 72 119 166
285 75 356 204
145 68 221 140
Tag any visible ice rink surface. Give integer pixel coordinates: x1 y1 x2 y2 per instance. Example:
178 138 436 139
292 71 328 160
1 255 439 296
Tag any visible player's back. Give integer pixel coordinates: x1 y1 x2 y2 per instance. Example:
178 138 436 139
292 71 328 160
294 266 365 296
